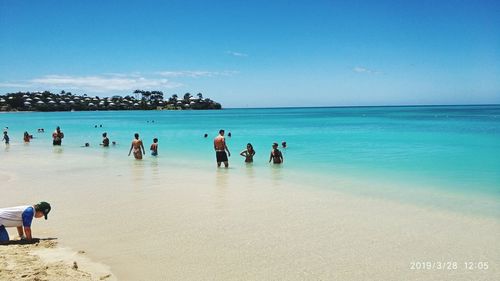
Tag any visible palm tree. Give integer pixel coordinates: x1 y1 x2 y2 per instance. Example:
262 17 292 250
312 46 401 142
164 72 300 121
133 89 142 100
142 91 151 101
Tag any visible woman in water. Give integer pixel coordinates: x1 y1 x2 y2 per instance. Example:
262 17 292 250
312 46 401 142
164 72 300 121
24 131 31 142
269 143 283 164
128 133 145 160
240 143 255 163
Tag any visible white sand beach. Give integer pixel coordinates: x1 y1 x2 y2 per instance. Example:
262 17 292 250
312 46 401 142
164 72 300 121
1 0 499 278
1 147 499 281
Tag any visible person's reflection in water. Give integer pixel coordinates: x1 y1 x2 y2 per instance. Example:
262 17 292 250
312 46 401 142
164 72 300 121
150 156 160 178
245 162 256 184
130 159 145 187
214 168 229 209
270 164 284 186
52 146 63 157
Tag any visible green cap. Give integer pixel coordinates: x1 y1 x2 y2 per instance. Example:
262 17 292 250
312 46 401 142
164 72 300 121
38 201 51 220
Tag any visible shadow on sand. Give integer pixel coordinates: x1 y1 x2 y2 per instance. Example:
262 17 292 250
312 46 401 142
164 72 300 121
0 237 57 246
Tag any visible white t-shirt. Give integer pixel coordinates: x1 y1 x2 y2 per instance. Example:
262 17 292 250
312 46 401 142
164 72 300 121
0 205 34 227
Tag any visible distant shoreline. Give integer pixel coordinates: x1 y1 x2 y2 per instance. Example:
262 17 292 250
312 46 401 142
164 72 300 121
1 103 498 113
0 90 222 112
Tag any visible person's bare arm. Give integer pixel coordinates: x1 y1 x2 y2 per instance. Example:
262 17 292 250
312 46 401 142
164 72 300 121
17 226 24 238
128 143 133 156
269 152 273 163
23 227 32 240
224 140 230 156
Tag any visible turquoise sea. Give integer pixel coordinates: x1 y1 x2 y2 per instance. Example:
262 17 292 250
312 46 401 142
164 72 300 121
2 105 499 200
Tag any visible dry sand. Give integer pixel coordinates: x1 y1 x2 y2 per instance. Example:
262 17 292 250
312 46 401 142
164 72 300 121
0 239 114 281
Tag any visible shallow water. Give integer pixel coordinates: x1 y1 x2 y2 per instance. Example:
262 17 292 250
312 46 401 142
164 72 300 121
1 105 499 197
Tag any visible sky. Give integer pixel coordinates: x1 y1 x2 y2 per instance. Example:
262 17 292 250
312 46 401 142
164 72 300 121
0 0 499 107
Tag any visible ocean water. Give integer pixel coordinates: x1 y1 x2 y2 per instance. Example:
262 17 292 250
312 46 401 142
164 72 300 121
1 105 499 198
2 105 500 280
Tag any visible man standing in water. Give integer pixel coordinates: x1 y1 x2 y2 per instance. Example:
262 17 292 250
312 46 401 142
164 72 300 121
0 202 51 243
52 126 64 146
128 133 145 160
101 132 110 147
214 129 230 167
2 131 9 145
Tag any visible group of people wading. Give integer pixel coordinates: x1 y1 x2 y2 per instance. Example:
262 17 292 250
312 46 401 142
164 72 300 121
214 129 284 167
128 129 284 167
6 126 284 167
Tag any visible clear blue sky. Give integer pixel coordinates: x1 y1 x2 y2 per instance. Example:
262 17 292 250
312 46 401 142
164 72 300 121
0 0 499 107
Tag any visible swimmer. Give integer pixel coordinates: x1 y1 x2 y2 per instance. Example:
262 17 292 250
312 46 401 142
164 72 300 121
128 133 145 160
23 132 30 143
101 132 110 147
269 143 283 164
150 138 158 156
282 141 287 148
240 143 255 163
2 131 9 144
214 129 230 168
52 126 64 146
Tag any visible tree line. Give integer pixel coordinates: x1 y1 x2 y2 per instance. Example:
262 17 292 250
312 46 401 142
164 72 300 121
0 90 222 111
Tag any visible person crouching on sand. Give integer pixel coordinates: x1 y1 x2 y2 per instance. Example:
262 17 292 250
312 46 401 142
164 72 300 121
128 133 145 160
269 143 283 164
150 138 158 156
0 202 51 243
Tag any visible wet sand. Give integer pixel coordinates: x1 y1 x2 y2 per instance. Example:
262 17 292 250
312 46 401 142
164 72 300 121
0 147 499 280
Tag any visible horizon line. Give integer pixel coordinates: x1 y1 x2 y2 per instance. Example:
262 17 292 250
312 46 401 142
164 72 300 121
225 103 500 110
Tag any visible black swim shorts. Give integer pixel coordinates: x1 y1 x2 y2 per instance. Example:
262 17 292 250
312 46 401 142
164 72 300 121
216 151 228 162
